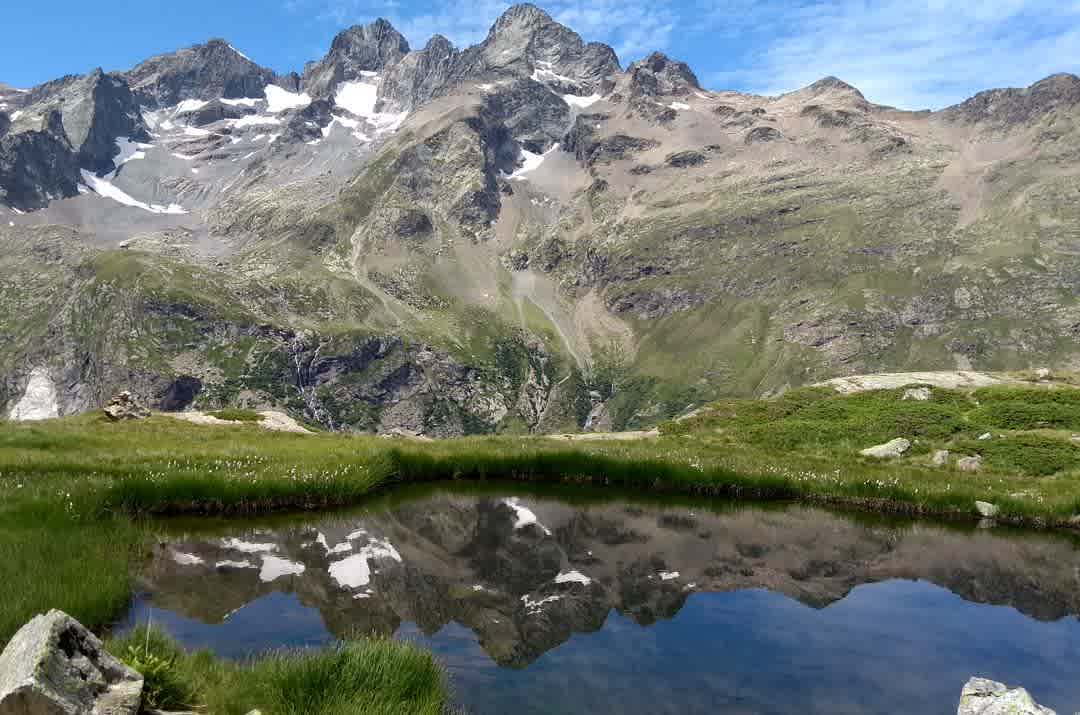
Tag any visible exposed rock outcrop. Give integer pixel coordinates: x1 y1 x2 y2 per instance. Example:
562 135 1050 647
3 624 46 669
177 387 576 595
302 19 411 99
0 610 143 715
103 391 150 421
957 677 1055 715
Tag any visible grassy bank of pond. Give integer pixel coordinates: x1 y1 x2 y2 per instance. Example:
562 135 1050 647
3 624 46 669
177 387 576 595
3 382 1080 712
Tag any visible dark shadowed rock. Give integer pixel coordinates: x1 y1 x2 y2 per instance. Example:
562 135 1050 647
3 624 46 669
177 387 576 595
303 19 410 99
0 110 80 210
665 150 707 168
745 126 783 144
0 610 143 715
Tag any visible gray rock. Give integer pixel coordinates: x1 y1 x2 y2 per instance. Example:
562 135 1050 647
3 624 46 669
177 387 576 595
123 38 277 109
957 676 1055 714
0 609 143 715
859 437 911 458
903 386 932 401
102 391 150 421
932 449 951 466
978 432 993 440
302 19 411 99
975 501 1000 518
958 455 984 472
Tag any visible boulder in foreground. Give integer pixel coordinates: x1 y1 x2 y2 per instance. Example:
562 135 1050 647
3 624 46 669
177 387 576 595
0 609 143 715
860 437 911 458
103 391 150 421
957 677 1055 714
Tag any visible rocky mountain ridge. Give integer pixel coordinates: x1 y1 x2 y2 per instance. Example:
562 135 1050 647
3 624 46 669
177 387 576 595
3 4 1080 434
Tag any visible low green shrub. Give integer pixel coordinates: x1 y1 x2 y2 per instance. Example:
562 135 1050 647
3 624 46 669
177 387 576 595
207 409 265 423
956 434 1080 476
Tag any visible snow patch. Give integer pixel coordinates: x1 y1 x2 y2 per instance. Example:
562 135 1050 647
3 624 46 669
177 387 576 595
183 126 211 137
80 170 187 214
8 367 59 421
532 64 577 86
669 102 690 111
334 81 407 132
221 97 259 107
316 532 354 555
113 137 152 168
555 570 591 586
335 81 378 117
228 44 251 61
521 593 562 613
176 99 208 114
659 571 680 581
562 93 601 109
216 560 255 569
171 152 196 161
264 84 311 113
10 110 23 121
509 144 559 181
231 114 281 128
259 555 306 582
220 538 277 553
328 537 402 589
503 497 552 534
172 552 205 566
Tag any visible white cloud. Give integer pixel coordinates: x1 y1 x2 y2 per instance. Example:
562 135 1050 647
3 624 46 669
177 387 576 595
699 0 1080 109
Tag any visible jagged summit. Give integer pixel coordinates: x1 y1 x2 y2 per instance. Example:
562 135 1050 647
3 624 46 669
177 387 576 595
303 19 411 98
942 72 1080 125
628 52 700 98
122 37 276 107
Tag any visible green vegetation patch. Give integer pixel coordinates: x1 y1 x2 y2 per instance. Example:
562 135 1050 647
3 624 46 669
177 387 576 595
207 409 265 423
111 627 447 715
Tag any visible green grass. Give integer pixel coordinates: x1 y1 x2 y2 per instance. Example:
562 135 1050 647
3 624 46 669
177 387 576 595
110 627 447 715
4 384 1080 711
207 409 265 423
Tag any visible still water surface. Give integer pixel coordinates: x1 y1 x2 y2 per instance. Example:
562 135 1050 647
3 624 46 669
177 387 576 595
120 485 1080 714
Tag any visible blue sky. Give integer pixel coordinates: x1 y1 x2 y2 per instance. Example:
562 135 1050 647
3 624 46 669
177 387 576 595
3 0 1080 109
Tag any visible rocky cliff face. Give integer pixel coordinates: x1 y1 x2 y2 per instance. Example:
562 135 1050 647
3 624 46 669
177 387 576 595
3 3 1080 433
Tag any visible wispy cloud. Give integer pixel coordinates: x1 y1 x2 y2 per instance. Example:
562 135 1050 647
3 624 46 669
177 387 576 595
698 0 1080 108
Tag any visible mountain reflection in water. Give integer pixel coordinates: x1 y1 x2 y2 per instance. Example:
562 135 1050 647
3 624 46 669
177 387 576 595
122 487 1080 715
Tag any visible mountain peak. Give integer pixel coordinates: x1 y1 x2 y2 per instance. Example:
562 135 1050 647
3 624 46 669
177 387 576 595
628 52 701 97
123 38 276 107
943 72 1080 125
303 18 410 98
807 76 864 97
491 3 555 31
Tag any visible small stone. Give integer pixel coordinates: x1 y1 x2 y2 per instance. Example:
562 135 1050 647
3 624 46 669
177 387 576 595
975 501 1000 518
103 391 150 421
902 387 931 401
957 455 983 473
0 609 143 715
957 676 1055 714
932 449 950 466
978 432 992 440
1035 367 1051 380
859 437 911 459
